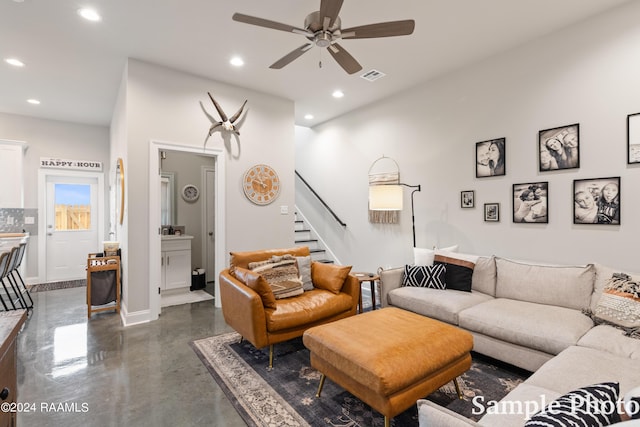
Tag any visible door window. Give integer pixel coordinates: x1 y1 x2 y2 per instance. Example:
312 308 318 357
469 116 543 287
54 183 92 231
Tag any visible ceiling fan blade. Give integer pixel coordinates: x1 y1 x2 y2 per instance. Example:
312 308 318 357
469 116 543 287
319 0 344 30
232 13 311 35
327 43 362 75
270 44 314 69
341 20 415 39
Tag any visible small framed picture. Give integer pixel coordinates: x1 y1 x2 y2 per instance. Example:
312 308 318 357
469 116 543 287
628 112 640 164
484 203 499 222
476 138 506 178
539 123 579 171
461 190 475 208
573 177 620 225
513 182 548 223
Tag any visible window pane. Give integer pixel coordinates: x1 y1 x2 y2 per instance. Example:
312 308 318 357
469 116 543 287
55 184 91 230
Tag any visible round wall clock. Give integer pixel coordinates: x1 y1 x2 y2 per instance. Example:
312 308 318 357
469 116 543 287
181 184 200 202
243 164 281 205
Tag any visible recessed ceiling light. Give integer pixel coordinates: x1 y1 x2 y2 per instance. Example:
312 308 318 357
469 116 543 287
332 90 344 98
78 8 101 22
27 99 40 105
304 114 314 120
5 58 25 67
230 56 244 67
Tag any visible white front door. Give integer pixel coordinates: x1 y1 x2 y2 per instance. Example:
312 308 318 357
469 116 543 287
46 175 99 281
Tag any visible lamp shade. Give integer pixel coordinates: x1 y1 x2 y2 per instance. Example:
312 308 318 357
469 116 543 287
369 185 403 210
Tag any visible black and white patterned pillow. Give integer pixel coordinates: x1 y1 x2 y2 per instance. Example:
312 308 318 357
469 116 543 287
402 264 446 289
525 382 621 426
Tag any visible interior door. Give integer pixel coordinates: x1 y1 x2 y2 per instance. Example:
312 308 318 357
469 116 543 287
46 176 99 281
203 166 215 284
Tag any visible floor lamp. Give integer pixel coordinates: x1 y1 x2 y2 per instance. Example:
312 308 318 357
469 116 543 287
369 183 422 247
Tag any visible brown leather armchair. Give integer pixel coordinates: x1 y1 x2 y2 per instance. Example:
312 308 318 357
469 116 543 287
219 246 359 368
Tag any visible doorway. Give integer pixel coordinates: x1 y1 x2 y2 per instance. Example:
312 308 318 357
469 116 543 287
148 140 226 320
39 171 104 282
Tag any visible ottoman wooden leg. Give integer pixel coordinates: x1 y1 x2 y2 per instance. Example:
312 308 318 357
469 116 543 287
315 374 326 398
454 377 463 399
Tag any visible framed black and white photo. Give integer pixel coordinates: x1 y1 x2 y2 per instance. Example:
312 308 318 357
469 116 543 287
461 190 475 208
538 124 579 171
476 138 506 178
628 113 640 164
512 182 548 223
484 203 499 222
573 177 620 225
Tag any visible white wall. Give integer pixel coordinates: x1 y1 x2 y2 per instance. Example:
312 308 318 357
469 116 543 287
120 59 295 317
0 112 110 279
295 1 640 273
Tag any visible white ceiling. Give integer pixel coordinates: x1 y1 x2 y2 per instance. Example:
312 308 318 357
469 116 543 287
0 0 631 128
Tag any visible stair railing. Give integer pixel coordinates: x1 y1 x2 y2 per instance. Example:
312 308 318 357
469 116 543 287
295 170 347 227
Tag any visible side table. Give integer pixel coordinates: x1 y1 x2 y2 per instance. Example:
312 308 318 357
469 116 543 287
352 272 380 313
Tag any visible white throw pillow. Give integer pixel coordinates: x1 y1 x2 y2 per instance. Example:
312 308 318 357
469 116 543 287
413 245 458 266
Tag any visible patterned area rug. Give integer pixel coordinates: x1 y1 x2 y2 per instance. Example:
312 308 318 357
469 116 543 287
191 332 529 427
29 279 86 293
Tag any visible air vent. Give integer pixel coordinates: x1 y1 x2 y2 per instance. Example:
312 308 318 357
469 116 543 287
360 69 386 82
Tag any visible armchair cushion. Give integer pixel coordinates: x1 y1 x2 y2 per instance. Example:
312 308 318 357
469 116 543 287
248 255 304 299
230 267 277 309
312 262 352 294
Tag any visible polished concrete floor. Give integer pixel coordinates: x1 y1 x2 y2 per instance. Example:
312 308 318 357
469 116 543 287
16 286 247 426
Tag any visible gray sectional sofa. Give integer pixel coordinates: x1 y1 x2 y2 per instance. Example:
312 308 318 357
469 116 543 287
379 254 640 426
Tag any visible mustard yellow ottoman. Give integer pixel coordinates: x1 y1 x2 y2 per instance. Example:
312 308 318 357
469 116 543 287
303 307 473 427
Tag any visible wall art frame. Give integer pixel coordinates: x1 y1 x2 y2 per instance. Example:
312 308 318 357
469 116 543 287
476 138 506 178
461 190 475 208
573 177 620 225
628 112 640 164
538 123 580 172
484 203 499 222
512 182 548 223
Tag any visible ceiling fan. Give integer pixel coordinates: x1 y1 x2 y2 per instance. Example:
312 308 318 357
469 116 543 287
232 0 415 75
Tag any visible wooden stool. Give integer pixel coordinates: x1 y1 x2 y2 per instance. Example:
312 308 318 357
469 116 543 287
303 307 473 426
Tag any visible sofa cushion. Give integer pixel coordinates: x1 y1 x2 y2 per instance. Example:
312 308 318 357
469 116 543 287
435 251 479 292
266 289 353 332
578 325 640 360
478 383 561 427
524 382 621 427
402 264 446 289
495 258 594 310
230 267 277 309
418 399 479 426
525 345 640 396
248 255 304 299
471 256 496 297
388 286 493 325
311 262 351 294
458 299 593 355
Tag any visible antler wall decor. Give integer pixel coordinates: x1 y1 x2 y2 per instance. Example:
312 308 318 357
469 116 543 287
200 92 247 147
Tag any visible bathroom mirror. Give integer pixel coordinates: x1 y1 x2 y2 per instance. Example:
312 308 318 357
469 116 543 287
160 172 176 226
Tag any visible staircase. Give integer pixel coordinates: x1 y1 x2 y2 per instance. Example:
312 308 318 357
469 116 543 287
294 213 334 264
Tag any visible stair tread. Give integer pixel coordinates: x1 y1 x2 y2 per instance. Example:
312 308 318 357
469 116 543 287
294 229 311 232
295 239 318 243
